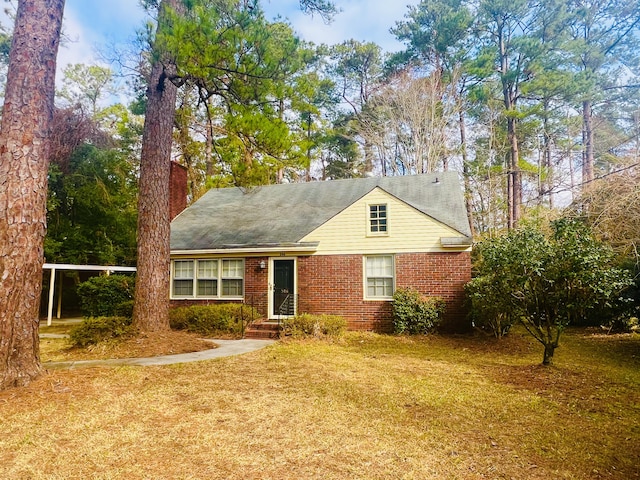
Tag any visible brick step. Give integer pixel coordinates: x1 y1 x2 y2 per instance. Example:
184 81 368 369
244 322 280 339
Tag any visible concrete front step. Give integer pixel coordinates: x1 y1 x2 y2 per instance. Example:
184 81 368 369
244 322 280 339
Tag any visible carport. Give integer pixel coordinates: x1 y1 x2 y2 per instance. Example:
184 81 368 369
42 263 137 326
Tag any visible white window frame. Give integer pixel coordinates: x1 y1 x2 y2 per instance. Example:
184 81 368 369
196 259 218 297
221 259 244 297
364 255 395 300
171 258 244 299
367 203 389 236
172 260 195 297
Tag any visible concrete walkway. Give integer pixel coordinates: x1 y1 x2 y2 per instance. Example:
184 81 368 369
44 339 276 370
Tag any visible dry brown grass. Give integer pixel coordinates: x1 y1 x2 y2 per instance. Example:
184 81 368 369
1 329 639 479
40 330 215 362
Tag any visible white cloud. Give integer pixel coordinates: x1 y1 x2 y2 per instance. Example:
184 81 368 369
265 0 419 52
60 0 146 69
59 9 102 70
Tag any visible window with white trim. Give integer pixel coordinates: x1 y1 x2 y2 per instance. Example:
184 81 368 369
197 259 218 296
365 255 394 299
171 259 244 298
369 204 388 234
173 260 195 296
222 259 243 296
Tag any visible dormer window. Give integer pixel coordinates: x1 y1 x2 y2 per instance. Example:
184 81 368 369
369 204 388 234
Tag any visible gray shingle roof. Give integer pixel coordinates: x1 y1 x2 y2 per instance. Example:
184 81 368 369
170 171 472 251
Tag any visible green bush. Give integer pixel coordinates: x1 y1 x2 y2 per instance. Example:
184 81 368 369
76 274 135 318
465 275 517 338
280 313 347 338
169 303 258 337
113 300 134 318
68 316 136 348
465 219 634 364
392 288 445 335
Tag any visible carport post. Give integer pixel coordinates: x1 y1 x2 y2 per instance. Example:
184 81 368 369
57 273 63 319
47 267 56 326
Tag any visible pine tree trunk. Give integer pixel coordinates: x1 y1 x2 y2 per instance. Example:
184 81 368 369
132 0 183 332
458 109 475 237
0 0 65 389
582 100 594 186
509 119 522 228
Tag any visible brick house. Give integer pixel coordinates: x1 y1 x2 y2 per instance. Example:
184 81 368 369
169 172 472 332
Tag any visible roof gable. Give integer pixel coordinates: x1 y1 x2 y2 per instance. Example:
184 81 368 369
301 186 466 254
170 172 471 251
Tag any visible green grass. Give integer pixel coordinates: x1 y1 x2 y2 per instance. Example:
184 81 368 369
2 328 639 479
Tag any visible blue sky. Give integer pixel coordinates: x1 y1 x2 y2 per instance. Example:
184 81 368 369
59 0 419 72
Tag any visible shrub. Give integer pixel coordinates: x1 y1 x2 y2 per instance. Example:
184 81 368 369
606 316 639 334
113 300 134 318
280 314 347 338
465 219 634 364
68 316 136 348
392 288 445 335
169 304 258 337
465 275 517 338
76 274 135 318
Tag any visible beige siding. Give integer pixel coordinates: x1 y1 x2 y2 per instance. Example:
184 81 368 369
301 188 470 254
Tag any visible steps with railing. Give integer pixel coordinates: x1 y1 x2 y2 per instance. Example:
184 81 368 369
242 293 298 339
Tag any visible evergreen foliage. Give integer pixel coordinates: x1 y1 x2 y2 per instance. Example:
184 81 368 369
46 144 138 266
68 316 136 348
280 313 347 338
169 304 258 337
466 219 634 364
392 288 446 335
76 275 136 318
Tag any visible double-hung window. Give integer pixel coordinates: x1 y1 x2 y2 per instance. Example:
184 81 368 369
173 260 195 297
221 259 243 296
172 259 244 299
365 255 394 299
197 260 218 296
369 204 388 234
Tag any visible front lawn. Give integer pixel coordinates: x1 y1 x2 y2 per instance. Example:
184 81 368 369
1 329 638 479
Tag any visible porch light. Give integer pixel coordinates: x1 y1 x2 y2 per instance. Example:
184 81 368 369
259 260 266 269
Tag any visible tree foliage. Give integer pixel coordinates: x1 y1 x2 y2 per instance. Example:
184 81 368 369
157 1 332 188
46 144 138 266
466 219 633 364
389 0 640 234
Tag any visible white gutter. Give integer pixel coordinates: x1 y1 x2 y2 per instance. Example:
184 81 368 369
171 244 319 256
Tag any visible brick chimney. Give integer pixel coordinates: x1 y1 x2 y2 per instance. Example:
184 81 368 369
169 161 188 221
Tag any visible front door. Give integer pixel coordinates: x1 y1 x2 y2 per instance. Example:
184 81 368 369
273 259 295 317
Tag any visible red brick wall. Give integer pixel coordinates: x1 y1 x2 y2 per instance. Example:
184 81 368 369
170 252 471 332
244 257 269 315
396 252 471 332
298 252 471 332
297 254 393 331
